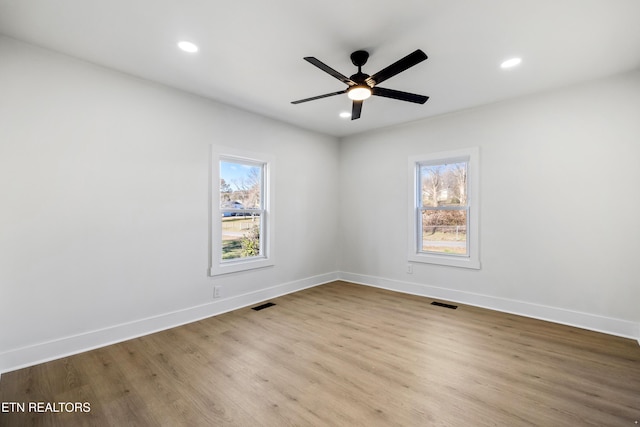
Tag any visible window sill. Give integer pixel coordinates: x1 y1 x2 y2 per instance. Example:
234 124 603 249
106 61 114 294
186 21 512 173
209 258 274 276
408 253 480 270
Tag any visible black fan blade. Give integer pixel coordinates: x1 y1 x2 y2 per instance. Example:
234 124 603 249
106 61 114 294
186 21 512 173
291 89 348 104
351 100 363 120
304 57 356 86
372 87 429 104
366 49 428 86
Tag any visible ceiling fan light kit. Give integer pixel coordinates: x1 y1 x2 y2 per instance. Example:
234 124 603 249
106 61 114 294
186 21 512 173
292 49 429 120
347 85 372 101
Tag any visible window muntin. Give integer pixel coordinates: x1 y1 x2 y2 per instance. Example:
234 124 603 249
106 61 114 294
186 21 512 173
409 148 479 269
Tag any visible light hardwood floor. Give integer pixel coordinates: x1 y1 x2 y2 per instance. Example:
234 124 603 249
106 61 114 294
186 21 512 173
1 281 639 426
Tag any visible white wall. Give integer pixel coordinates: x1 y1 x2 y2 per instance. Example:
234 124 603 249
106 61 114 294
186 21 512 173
2 35 638 373
0 36 339 371
339 70 640 338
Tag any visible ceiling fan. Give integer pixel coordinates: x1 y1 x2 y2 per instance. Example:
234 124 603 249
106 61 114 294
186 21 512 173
291 49 429 120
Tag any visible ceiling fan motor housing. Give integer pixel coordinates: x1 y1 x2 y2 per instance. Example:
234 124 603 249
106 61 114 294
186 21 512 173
350 72 371 85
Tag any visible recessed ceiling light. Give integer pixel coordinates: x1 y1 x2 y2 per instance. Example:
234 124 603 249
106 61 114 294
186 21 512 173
500 57 522 69
178 41 199 53
339 111 351 119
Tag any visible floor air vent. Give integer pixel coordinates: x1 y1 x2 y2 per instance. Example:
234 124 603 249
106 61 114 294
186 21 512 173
431 301 458 310
252 302 276 311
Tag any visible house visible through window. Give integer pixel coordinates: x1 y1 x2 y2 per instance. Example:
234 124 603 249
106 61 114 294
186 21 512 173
211 147 274 276
408 148 479 269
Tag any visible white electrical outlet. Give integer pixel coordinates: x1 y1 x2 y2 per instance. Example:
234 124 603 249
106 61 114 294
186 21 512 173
214 286 223 299
406 264 413 274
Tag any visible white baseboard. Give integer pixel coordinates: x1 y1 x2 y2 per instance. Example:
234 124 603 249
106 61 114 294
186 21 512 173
338 272 640 342
2 270 637 375
0 272 339 374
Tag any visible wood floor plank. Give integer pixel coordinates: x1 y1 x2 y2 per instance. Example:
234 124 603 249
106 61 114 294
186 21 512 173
1 281 639 426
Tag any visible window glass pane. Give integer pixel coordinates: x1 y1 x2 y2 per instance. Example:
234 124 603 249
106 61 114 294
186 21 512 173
420 161 467 207
220 160 262 210
221 215 262 261
421 209 467 255
219 159 264 263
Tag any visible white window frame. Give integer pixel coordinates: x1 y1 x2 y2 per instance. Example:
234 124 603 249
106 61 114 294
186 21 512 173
210 146 275 276
408 147 480 269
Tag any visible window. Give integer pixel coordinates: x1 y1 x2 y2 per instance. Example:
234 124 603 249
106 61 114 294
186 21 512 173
210 147 274 276
408 148 479 269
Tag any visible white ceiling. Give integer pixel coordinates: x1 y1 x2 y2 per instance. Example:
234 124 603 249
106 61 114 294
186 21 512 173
1 0 640 137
